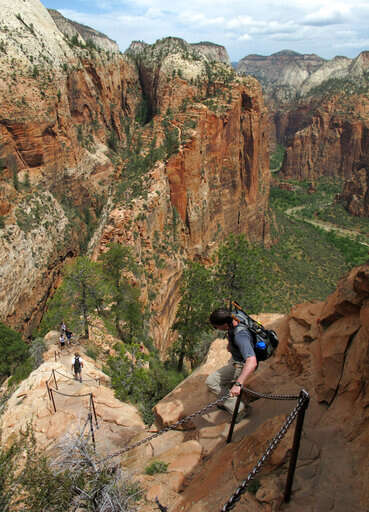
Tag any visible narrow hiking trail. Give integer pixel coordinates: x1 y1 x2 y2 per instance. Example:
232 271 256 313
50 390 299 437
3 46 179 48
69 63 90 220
285 205 369 247
42 339 146 458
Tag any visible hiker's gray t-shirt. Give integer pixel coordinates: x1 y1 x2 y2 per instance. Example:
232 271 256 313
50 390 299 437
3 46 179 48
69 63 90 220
227 327 255 362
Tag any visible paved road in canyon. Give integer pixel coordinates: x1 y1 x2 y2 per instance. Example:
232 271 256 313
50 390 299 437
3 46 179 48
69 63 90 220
285 205 369 247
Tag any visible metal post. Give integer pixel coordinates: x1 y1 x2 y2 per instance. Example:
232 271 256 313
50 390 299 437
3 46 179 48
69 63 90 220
46 380 51 401
88 413 96 452
90 393 99 429
284 389 310 503
52 369 58 390
227 390 243 443
49 387 57 413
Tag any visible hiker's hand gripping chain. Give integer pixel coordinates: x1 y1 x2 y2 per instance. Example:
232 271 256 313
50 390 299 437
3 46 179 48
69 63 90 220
230 382 243 397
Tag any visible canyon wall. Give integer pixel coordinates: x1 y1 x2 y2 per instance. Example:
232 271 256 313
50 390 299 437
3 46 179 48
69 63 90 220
0 2 270 348
92 40 270 351
278 99 369 182
238 48 369 215
0 0 140 333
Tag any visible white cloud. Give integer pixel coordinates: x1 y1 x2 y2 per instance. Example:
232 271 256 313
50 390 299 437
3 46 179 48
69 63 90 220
303 5 351 26
54 0 369 61
239 34 252 41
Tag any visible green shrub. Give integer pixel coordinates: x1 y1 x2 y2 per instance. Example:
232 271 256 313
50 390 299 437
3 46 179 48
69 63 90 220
106 343 186 425
3 428 142 511
85 345 98 360
247 478 261 494
145 461 168 475
0 323 28 381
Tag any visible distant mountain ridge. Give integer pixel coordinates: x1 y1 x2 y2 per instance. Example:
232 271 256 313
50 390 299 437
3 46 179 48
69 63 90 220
236 49 369 104
48 9 119 53
126 37 230 65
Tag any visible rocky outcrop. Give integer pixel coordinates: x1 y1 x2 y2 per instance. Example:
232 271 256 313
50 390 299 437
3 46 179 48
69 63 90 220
48 9 119 53
0 333 145 454
191 41 230 64
339 166 369 217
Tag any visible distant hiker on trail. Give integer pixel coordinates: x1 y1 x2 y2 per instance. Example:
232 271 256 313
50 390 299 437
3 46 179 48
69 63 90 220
72 353 84 382
206 308 258 422
65 329 73 346
59 333 66 350
60 320 66 334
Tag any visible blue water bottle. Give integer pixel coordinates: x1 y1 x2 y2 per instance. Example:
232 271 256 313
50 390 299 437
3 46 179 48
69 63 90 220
255 340 267 351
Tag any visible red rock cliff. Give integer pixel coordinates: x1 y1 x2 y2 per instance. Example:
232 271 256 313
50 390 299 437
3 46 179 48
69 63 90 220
0 0 140 333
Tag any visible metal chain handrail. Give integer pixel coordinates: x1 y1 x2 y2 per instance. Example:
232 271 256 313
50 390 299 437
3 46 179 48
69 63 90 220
54 369 99 384
220 394 308 511
97 393 231 465
50 388 92 398
243 386 300 401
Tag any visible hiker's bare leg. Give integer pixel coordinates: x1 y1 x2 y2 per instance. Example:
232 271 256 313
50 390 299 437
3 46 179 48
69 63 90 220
206 360 245 415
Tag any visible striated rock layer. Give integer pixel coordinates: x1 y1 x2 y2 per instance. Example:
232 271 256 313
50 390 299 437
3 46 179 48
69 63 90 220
0 0 140 333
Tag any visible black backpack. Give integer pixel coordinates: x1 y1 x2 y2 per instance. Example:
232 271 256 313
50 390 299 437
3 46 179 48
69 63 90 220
231 301 279 361
73 357 81 372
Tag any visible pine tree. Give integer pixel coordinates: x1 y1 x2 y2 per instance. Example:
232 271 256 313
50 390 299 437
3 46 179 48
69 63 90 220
171 261 215 371
214 234 266 313
39 257 105 339
100 244 142 343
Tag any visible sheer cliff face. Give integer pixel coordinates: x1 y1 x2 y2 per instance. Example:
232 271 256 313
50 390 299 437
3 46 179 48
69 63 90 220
0 0 140 332
0 6 270 344
165 81 269 249
279 98 369 182
339 167 369 216
92 42 270 350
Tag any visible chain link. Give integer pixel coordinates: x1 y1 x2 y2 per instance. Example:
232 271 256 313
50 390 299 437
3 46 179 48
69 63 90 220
243 386 300 401
220 395 307 511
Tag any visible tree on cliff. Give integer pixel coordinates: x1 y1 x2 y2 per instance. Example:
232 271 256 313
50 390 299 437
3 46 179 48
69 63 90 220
171 261 215 371
39 257 106 339
99 243 143 343
0 322 28 382
214 234 265 313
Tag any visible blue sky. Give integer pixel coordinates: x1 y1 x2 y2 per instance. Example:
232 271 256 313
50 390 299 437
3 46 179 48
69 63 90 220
42 0 369 62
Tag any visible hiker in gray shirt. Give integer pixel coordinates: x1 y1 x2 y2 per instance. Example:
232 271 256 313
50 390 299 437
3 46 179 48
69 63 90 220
206 308 257 422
